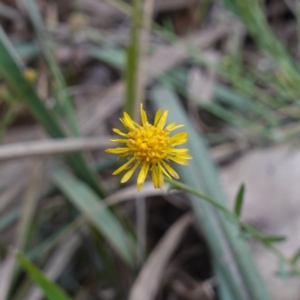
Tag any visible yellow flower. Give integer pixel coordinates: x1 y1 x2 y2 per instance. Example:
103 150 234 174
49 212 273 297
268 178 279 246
23 68 37 83
106 105 192 190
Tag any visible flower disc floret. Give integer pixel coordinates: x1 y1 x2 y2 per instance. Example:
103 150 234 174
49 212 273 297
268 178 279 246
106 104 192 191
128 124 170 164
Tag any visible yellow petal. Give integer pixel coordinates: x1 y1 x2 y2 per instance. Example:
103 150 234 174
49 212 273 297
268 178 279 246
110 139 128 143
167 157 189 165
151 167 159 188
175 153 193 159
154 109 162 126
170 133 188 146
158 167 164 188
170 124 185 131
123 112 136 129
140 104 148 125
158 162 172 179
119 118 127 128
105 148 130 154
171 140 188 147
167 149 192 159
152 166 164 189
169 148 189 153
156 109 168 129
170 132 188 141
164 122 176 131
113 157 135 175
121 163 139 183
161 161 179 179
113 128 128 137
165 122 185 132
137 162 150 191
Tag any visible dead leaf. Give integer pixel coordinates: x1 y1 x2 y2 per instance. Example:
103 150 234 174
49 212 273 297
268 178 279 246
129 214 193 300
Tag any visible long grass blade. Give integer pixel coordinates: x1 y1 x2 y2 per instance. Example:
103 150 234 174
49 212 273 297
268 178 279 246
125 0 141 118
150 84 271 300
23 0 80 136
16 252 72 300
234 184 245 218
6 164 43 298
0 25 107 198
50 166 135 267
224 0 300 89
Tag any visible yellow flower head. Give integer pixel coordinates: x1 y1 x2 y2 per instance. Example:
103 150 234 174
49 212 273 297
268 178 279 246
23 68 37 83
106 105 192 191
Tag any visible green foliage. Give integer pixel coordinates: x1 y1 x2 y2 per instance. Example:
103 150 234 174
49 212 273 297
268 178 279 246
0 26 107 198
17 252 72 300
23 0 80 136
224 0 300 91
151 85 271 300
125 0 141 117
50 166 135 267
234 184 245 218
1 0 300 299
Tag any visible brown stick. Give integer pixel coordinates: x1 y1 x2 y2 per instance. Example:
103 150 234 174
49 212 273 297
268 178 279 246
0 137 113 161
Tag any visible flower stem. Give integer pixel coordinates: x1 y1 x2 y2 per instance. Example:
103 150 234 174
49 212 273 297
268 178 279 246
125 0 141 118
165 176 300 276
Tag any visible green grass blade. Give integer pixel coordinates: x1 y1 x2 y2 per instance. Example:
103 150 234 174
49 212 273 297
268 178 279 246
4 165 44 299
86 44 279 139
50 166 135 267
87 46 126 69
225 0 300 88
16 252 72 300
0 26 107 198
15 41 39 60
0 210 19 232
277 258 289 281
23 0 80 136
214 261 236 300
125 0 141 117
151 85 246 299
291 248 300 265
234 184 245 218
261 235 286 243
150 84 271 300
0 26 63 136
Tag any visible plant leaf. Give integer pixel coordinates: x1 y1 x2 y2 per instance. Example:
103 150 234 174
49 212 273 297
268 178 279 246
276 258 289 281
0 25 107 198
124 0 141 116
16 252 72 300
262 235 286 243
50 166 135 267
291 248 300 265
234 184 245 218
150 84 271 300
23 0 80 136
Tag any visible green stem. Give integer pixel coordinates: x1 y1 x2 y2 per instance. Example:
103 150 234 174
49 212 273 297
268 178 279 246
165 177 300 276
124 0 141 117
24 0 80 136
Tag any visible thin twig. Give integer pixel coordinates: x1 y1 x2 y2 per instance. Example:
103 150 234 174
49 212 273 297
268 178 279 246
165 177 300 276
0 137 113 161
129 214 193 300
